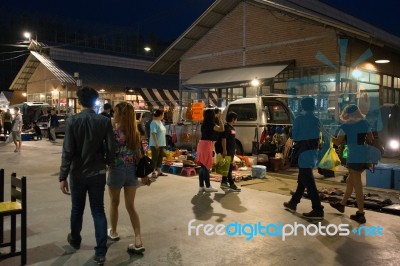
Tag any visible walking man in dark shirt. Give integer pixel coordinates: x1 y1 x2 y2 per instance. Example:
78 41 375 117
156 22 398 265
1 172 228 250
100 103 112 119
283 97 324 220
216 111 241 192
59 87 116 265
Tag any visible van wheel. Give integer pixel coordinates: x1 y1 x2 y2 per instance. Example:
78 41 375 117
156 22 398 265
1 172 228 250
235 141 243 155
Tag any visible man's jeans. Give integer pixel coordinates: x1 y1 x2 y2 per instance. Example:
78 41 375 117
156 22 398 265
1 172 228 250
70 174 107 256
290 168 323 211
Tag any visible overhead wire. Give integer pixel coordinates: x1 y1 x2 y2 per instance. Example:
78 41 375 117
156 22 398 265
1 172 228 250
0 53 30 62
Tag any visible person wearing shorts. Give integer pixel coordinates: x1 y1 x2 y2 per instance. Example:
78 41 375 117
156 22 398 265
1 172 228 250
107 102 152 254
11 107 23 152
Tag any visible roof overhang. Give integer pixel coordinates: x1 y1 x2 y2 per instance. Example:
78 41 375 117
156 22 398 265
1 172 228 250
183 63 290 89
147 0 400 76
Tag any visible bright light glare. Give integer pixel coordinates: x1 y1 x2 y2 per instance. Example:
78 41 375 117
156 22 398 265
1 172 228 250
352 69 362 78
23 32 31 40
389 139 399 150
95 100 100 106
144 46 151 52
251 78 260 87
375 59 390 64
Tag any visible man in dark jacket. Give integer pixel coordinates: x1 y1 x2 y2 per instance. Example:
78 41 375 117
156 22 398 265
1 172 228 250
59 87 116 264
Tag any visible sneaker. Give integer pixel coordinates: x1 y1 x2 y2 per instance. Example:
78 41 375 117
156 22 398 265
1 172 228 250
330 202 345 213
229 184 241 192
205 186 218 192
220 182 230 190
302 209 324 220
67 233 80 250
150 171 158 181
198 187 205 192
107 228 120 241
149 176 158 183
93 255 106 265
283 201 297 212
350 211 366 224
14 149 18 152
127 243 145 254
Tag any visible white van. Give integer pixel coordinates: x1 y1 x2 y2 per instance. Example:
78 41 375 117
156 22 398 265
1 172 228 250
222 95 293 154
9 102 50 128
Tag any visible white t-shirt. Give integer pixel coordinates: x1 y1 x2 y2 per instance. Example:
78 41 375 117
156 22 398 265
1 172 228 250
12 114 22 132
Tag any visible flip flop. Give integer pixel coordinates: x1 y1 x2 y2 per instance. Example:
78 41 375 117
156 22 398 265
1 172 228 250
127 243 145 254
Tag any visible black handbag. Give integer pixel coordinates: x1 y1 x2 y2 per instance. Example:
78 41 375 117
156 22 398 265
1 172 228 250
252 128 259 155
136 155 154 178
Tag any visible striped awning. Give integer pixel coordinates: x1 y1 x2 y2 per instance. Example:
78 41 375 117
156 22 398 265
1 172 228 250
138 88 179 108
200 90 218 107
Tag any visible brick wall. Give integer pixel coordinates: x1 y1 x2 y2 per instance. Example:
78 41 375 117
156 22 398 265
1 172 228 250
181 2 400 81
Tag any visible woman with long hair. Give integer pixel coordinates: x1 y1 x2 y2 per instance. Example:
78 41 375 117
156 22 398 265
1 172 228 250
330 104 377 224
196 108 224 192
107 102 150 254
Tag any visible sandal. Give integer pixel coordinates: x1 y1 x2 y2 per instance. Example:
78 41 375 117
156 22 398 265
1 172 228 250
127 243 145 254
107 228 120 241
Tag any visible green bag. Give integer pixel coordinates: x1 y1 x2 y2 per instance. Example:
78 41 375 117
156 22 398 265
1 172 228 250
342 145 348 159
215 155 232 176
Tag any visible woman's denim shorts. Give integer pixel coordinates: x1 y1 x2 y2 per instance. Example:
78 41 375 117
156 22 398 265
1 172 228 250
107 163 140 188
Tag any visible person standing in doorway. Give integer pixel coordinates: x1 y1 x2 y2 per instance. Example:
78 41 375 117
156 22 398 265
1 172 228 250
283 97 324 220
3 109 12 141
49 109 59 143
149 109 168 178
59 86 116 265
215 111 241 192
11 107 23 152
196 109 224 193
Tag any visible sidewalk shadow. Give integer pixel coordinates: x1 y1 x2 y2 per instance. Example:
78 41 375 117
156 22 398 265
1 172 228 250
191 193 226 222
213 192 248 213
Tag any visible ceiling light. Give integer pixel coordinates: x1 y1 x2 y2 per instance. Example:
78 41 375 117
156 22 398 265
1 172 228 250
352 69 362 78
251 78 260 87
375 59 390 64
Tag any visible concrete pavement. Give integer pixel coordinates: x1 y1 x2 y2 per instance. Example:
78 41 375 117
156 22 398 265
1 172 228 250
0 139 399 266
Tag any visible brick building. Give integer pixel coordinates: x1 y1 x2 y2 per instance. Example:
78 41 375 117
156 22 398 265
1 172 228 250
148 0 400 117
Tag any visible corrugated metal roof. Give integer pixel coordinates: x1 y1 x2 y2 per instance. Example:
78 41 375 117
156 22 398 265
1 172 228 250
147 0 400 75
9 54 40 90
183 63 289 88
10 47 178 91
56 60 178 90
31 51 77 84
147 0 242 75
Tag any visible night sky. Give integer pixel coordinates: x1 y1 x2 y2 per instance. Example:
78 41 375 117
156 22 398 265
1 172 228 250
1 0 399 41
1 0 399 91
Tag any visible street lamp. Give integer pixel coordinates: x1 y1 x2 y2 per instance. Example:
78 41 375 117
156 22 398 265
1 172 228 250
23 32 31 41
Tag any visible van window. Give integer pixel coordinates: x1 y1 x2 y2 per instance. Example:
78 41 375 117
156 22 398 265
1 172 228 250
228 103 257 121
264 102 290 123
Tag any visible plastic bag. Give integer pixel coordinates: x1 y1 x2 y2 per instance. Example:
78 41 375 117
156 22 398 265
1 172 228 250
318 140 341 170
215 155 232 176
342 145 348 159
